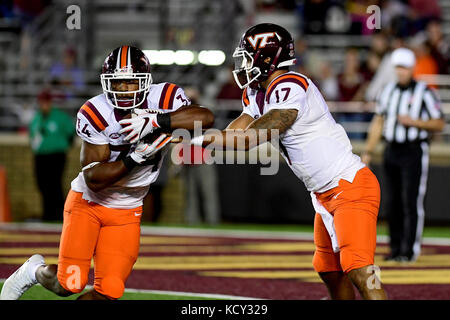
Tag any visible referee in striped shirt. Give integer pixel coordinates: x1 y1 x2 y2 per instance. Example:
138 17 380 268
362 48 445 262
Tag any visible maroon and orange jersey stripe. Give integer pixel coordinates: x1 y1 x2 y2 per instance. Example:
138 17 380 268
80 101 109 132
242 89 250 107
265 73 309 103
120 45 129 68
158 83 179 110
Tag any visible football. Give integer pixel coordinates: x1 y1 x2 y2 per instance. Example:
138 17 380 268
142 128 167 144
119 109 168 144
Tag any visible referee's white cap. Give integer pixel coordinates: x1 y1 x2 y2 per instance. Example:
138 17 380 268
391 48 416 68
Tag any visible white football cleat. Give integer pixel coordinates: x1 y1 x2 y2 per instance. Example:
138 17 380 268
0 254 45 300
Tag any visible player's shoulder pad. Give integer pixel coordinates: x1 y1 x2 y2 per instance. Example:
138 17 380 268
156 82 183 110
265 72 309 103
78 98 109 132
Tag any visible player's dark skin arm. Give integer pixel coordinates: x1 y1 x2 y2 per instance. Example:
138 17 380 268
201 109 298 150
160 104 215 132
81 142 131 192
225 113 255 131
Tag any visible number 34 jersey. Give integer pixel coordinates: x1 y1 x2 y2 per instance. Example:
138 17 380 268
71 82 190 209
242 71 364 193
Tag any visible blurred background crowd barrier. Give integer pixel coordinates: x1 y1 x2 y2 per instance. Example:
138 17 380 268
0 0 448 224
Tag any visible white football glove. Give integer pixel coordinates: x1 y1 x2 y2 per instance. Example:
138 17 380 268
119 109 161 144
130 134 173 164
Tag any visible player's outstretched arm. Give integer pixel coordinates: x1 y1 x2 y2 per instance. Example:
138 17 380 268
224 113 255 130
119 104 215 143
166 104 215 131
194 108 297 150
247 108 298 133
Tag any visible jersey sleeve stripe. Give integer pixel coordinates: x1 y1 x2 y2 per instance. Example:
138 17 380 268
158 83 170 108
167 84 179 110
80 103 108 132
85 101 109 128
242 89 250 106
80 108 101 132
162 84 177 110
265 75 308 103
266 74 308 94
265 74 308 102
120 45 129 68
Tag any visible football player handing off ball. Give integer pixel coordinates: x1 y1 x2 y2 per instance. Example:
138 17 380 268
191 23 387 300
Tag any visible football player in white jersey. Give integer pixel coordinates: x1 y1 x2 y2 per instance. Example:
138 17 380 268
0 46 214 300
191 24 387 300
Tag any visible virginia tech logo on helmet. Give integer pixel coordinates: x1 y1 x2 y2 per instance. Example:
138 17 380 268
247 32 279 49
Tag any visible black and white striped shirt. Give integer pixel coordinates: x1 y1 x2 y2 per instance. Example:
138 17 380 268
376 80 443 143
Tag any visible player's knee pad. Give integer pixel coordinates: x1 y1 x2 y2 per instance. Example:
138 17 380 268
340 249 373 274
57 263 89 294
312 250 342 273
97 276 125 300
312 251 326 273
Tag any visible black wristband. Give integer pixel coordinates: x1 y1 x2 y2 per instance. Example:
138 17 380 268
156 113 171 131
122 156 138 171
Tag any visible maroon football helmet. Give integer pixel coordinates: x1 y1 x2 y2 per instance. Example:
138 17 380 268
100 46 152 109
232 23 296 89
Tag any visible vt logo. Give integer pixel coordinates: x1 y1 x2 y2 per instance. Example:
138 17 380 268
247 32 279 49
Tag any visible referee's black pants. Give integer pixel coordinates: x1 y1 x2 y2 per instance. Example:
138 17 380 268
34 152 67 221
383 141 429 260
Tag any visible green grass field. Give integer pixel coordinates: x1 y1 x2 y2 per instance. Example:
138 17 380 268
0 283 217 300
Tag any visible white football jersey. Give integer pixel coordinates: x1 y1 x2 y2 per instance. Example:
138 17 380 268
242 71 364 193
71 82 190 209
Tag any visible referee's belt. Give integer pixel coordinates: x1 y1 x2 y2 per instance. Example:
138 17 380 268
386 139 429 147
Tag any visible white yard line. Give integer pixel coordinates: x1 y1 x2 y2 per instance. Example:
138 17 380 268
121 287 263 300
0 281 261 300
2 222 450 246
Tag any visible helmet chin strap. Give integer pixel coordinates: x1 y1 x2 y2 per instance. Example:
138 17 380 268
268 47 282 77
254 47 282 87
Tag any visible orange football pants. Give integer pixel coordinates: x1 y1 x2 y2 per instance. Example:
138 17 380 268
312 167 380 274
57 190 142 299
